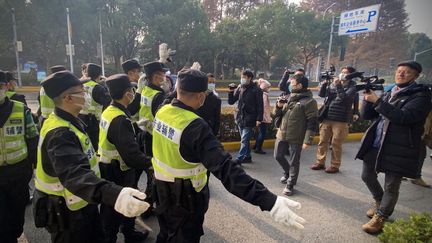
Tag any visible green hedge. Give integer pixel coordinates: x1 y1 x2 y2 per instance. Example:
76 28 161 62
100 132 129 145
217 112 371 142
378 213 432 243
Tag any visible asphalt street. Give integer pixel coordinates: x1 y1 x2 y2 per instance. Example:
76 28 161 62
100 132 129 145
22 141 432 242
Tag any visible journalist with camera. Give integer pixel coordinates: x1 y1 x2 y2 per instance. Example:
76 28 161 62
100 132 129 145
356 61 431 234
311 66 358 173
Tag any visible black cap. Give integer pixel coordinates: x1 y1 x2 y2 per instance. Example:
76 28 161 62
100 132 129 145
122 59 141 73
42 70 82 99
50 65 66 74
0 71 6 84
291 74 309 89
86 63 102 80
105 74 133 100
398 61 422 74
143 61 166 77
177 69 208 93
5 71 17 82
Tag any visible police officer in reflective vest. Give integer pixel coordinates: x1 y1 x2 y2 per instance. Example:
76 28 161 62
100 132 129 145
122 59 142 123
99 74 153 242
153 69 306 242
0 70 38 243
33 70 150 243
79 63 111 149
5 71 27 105
38 65 66 126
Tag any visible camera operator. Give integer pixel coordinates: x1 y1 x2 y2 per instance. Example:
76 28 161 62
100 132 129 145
356 61 431 234
311 66 358 173
278 68 305 95
228 69 263 164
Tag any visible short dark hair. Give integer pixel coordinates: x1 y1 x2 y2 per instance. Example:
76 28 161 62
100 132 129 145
341 66 356 73
296 68 305 74
291 74 309 89
242 69 254 79
207 73 215 78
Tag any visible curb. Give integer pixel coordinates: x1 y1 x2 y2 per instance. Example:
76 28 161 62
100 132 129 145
221 132 364 151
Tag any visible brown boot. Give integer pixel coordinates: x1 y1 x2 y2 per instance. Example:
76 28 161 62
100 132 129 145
366 201 380 218
310 163 325 170
362 214 386 234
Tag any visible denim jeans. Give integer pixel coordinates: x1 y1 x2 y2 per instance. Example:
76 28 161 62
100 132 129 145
255 123 268 151
237 126 253 160
361 148 403 218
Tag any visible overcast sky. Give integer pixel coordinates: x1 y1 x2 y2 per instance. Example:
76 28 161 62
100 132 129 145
289 0 432 38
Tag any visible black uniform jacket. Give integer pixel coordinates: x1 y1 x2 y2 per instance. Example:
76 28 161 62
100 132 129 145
107 102 152 170
40 108 122 207
168 99 277 211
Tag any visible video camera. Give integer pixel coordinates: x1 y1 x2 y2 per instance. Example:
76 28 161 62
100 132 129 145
320 65 336 82
167 49 176 63
277 94 289 104
345 72 385 92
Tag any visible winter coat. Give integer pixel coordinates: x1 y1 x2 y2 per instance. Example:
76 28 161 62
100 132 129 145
228 82 263 127
319 80 357 123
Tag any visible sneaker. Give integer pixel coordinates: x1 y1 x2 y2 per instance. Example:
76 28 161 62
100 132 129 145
411 177 431 187
123 229 149 243
310 163 325 170
366 200 380 218
283 185 294 196
325 166 339 174
254 150 266 154
280 174 288 184
362 214 386 234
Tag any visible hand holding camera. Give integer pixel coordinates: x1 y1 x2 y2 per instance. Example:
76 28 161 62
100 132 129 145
228 83 238 91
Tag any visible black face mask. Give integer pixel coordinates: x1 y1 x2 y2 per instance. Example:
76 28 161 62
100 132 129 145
396 80 414 88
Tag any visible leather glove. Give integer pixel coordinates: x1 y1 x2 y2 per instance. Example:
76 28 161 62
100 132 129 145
159 43 169 63
191 62 201 70
114 188 150 218
269 196 306 229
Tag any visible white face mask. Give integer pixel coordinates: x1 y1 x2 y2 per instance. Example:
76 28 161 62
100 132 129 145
240 78 248 85
339 73 347 81
71 92 90 110
126 91 135 105
0 89 6 102
208 83 216 91
198 93 206 109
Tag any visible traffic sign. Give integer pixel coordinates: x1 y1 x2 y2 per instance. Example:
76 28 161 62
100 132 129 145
338 4 381 36
66 44 75 56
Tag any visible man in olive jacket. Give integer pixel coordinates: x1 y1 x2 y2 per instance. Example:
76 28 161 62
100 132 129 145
272 75 318 196
357 61 432 234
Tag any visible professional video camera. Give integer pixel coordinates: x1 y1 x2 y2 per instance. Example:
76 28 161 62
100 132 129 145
320 65 336 82
345 72 385 92
277 94 289 104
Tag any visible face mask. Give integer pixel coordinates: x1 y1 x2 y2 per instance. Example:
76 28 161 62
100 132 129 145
240 79 248 85
338 73 347 81
71 93 90 110
208 83 216 91
0 89 6 102
160 79 171 93
126 92 135 105
198 93 206 109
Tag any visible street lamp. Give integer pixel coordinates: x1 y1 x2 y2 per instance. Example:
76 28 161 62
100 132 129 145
414 48 432 61
323 3 337 69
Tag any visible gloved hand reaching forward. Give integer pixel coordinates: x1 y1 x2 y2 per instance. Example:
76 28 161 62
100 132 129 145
270 196 306 229
191 62 201 71
114 187 150 218
159 43 169 63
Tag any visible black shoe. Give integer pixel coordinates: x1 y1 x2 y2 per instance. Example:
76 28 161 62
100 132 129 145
280 174 288 184
254 150 266 154
124 229 149 243
242 156 252 163
283 185 294 196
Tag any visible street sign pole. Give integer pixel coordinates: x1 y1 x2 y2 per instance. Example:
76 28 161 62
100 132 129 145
99 9 105 77
66 8 74 73
326 16 335 69
11 8 22 86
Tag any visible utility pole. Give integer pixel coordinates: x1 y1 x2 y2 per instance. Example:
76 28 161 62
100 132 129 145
11 8 22 86
326 15 335 69
66 8 74 72
99 9 105 76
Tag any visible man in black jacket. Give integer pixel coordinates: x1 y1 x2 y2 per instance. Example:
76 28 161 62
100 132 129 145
228 69 263 164
311 66 358 173
196 73 221 136
357 61 431 234
278 68 305 95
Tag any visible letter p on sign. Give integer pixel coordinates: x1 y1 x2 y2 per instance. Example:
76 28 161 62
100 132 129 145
367 10 377 22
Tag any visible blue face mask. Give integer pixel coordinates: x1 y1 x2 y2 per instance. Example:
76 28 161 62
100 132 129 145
240 78 248 85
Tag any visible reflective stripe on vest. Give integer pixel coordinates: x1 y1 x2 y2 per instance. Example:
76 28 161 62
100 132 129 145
0 101 28 166
98 105 130 171
40 87 55 118
80 81 103 117
152 104 208 192
138 86 161 134
35 113 100 211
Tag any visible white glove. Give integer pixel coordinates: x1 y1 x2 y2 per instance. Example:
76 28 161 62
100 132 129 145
114 188 150 218
269 196 306 230
137 73 146 93
159 43 169 63
191 62 201 71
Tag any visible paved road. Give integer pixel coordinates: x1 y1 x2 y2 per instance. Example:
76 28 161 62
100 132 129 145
23 141 432 242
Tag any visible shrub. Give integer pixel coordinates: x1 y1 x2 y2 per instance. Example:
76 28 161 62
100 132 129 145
378 213 432 243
